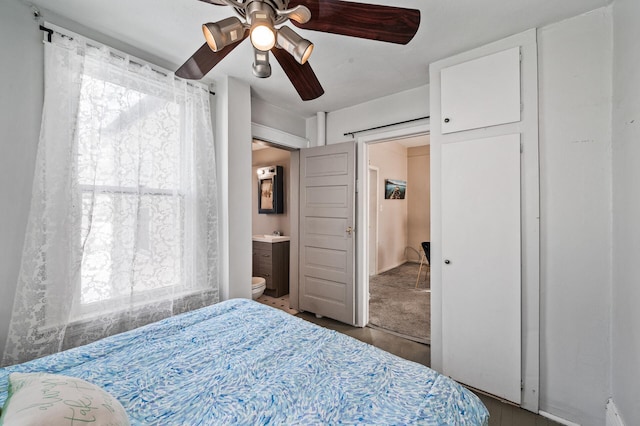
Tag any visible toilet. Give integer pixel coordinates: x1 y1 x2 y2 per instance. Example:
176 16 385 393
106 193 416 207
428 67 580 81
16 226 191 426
251 277 266 300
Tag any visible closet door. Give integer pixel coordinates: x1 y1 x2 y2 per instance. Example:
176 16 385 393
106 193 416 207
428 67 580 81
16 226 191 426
441 134 521 404
441 47 521 134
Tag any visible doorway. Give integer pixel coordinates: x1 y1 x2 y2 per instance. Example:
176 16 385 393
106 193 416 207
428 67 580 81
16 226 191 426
366 134 430 344
251 139 298 315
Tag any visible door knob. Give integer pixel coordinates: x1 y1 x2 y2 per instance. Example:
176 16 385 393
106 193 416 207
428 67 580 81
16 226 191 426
346 227 353 236
444 259 451 264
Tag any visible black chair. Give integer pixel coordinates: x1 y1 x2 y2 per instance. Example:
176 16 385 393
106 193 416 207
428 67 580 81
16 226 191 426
415 242 431 288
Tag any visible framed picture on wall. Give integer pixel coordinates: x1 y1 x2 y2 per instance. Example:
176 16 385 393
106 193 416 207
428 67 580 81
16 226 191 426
385 179 407 199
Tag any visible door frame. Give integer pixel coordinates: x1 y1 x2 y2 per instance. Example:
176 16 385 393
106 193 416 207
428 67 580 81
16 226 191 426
249 124 307 312
355 123 431 327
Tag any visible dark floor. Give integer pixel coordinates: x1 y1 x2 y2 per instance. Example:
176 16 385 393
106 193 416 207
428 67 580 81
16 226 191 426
297 312 558 426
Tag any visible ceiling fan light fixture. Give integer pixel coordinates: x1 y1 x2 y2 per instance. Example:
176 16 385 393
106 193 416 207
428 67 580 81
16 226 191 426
247 2 276 51
251 24 276 51
252 48 272 78
202 17 244 52
277 26 314 64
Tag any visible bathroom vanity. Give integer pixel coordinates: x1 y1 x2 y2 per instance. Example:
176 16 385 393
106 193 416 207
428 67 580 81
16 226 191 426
252 236 290 298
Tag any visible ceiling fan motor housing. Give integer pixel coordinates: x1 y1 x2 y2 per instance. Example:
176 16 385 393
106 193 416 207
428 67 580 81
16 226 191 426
234 0 290 25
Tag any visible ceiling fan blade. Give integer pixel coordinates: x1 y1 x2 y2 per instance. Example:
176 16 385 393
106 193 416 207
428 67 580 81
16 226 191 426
176 34 247 79
196 0 228 5
288 0 420 45
271 47 324 101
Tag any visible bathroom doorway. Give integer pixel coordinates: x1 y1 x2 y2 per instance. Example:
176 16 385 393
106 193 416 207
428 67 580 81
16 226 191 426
251 140 298 315
366 134 431 344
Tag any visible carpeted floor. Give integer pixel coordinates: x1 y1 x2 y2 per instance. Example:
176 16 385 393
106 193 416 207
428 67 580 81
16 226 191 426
368 262 430 344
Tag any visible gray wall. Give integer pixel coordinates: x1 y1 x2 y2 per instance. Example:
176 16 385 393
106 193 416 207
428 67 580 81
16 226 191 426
0 0 43 360
612 0 640 423
537 8 612 424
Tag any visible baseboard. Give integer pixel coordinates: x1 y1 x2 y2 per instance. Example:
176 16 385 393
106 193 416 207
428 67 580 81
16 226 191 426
606 399 625 426
539 411 581 426
366 323 430 345
376 261 409 274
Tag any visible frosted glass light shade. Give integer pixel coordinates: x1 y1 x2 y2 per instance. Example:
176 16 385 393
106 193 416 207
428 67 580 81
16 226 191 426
251 24 276 51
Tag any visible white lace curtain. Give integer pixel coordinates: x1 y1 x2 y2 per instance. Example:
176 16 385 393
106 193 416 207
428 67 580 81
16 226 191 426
2 29 219 366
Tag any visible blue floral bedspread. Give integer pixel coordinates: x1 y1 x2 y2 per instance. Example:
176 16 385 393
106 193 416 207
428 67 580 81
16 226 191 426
0 299 488 425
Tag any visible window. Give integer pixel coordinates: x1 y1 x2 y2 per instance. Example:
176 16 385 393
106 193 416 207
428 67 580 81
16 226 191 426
75 72 203 311
3 28 218 365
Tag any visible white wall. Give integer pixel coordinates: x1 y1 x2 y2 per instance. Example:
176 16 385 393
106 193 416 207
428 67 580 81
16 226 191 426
252 98 307 138
323 85 429 146
538 8 612 424
216 76 253 300
611 0 640 423
0 0 43 359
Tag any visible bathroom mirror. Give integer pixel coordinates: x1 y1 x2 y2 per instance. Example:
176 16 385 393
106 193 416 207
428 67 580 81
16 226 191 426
257 165 284 214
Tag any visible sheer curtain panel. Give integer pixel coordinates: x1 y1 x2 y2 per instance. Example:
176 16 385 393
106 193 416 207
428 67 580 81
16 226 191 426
2 29 218 366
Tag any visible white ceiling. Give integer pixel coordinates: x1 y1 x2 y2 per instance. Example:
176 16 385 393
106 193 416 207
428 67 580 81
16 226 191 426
28 0 610 118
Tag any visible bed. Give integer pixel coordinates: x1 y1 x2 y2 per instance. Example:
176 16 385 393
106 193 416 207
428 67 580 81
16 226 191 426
0 299 488 425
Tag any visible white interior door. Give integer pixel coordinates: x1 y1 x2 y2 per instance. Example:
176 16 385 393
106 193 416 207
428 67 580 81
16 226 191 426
299 141 355 324
441 134 521 403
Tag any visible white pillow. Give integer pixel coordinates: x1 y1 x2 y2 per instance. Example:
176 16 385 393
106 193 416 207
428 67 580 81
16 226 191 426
0 372 130 426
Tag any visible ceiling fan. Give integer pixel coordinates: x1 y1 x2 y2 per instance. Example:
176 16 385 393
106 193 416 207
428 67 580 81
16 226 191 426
175 0 420 101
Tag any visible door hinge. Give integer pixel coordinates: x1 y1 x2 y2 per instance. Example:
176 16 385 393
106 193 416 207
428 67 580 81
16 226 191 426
520 141 524 153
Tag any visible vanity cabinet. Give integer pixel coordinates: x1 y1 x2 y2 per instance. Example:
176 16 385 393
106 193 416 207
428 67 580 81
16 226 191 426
253 240 290 297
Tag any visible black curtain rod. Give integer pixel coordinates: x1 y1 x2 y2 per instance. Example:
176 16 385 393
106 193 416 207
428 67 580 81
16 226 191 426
39 25 215 96
343 116 430 138
39 25 52 43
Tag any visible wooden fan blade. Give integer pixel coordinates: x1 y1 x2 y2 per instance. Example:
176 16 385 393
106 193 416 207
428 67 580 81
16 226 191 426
288 0 420 45
197 0 228 5
176 34 247 79
271 48 324 101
